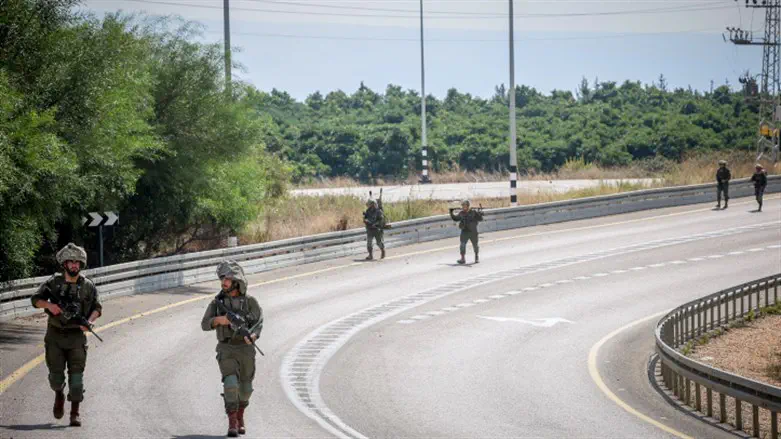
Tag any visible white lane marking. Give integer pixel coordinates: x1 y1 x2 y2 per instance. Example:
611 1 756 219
455 303 475 308
556 279 574 284
539 283 554 288
474 299 490 303
630 267 646 271
648 263 666 268
707 254 724 259
768 244 781 249
611 270 628 274
727 251 745 255
441 307 459 312
687 257 705 261
593 273 610 277
523 287 538 291
670 260 687 265
506 290 523 295
477 316 575 327
488 294 506 299
748 248 764 252
574 276 591 280
397 320 416 324
426 310 446 316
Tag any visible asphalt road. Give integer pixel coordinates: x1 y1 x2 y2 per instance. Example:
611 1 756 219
0 195 779 439
290 179 657 202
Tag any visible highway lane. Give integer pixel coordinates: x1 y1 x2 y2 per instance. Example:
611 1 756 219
0 196 778 438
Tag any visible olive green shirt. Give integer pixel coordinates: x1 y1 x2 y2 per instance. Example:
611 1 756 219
201 293 263 343
30 273 102 329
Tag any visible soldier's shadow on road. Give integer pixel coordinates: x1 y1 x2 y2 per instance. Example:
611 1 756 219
0 423 67 431
439 263 473 268
170 435 227 439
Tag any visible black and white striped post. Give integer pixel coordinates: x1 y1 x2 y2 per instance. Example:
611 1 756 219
508 0 518 206
419 0 431 184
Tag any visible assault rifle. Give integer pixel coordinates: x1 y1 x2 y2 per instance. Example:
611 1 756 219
215 296 265 356
48 294 104 342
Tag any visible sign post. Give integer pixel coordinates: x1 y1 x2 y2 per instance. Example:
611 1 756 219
81 211 119 267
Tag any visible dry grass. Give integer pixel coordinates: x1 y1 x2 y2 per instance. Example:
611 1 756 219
684 314 781 438
238 181 649 245
663 151 781 186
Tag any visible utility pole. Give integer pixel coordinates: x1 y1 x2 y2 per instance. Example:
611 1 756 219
508 0 518 206
726 0 780 162
224 0 232 96
419 0 431 184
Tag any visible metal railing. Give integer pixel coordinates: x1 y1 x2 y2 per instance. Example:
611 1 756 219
1 176 779 320
656 274 781 438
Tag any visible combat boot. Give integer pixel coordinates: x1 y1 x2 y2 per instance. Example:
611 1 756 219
457 254 466 265
365 250 373 261
69 401 81 427
53 391 65 419
227 411 239 437
474 254 479 264
380 248 386 259
237 407 246 435
715 202 721 209
723 201 728 209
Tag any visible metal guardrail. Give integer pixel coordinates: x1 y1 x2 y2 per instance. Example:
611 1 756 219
1 176 779 321
655 274 781 438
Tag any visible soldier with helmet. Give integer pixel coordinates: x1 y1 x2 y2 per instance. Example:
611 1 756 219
363 198 386 260
30 243 102 427
715 159 731 209
449 199 484 264
751 163 768 211
201 260 263 437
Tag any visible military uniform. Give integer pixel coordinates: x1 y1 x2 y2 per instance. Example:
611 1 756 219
751 166 768 211
363 200 385 260
716 162 731 209
450 202 484 264
201 260 263 437
30 243 101 427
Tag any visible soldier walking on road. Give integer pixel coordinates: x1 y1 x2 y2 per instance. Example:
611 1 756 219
716 159 731 209
30 243 102 427
363 198 386 260
201 260 263 437
450 199 484 265
751 164 768 212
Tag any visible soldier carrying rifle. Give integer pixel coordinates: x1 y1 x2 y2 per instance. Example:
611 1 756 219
201 260 263 437
30 243 103 427
363 188 390 260
450 199 484 265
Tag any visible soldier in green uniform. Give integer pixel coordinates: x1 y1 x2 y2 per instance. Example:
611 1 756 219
30 243 102 427
450 199 484 264
201 260 263 437
751 163 768 212
715 159 731 209
363 198 386 260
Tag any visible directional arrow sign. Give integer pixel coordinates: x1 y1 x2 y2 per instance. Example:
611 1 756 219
82 211 120 228
88 212 103 227
104 211 119 226
477 315 575 328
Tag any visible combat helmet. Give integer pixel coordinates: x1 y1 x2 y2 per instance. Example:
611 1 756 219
461 199 471 207
718 160 727 166
366 199 377 208
216 260 247 295
56 243 87 267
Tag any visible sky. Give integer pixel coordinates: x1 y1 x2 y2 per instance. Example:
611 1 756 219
81 1 767 101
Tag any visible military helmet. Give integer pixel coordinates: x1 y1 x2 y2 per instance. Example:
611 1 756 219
756 163 764 169
366 199 377 208
216 259 247 295
718 160 727 165
461 199 470 207
56 243 87 266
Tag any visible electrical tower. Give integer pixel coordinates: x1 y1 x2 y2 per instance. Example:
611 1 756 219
726 0 781 162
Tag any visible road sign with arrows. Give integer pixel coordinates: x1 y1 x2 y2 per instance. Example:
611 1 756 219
81 211 119 227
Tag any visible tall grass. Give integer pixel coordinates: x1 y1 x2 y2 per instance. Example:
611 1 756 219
238 181 651 246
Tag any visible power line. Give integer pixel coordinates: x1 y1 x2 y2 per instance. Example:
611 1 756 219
245 0 727 18
126 0 733 20
204 28 724 42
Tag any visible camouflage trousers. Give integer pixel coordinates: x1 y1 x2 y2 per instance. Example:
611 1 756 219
459 231 479 256
756 186 765 206
366 229 384 251
44 326 88 402
216 342 256 412
717 182 729 204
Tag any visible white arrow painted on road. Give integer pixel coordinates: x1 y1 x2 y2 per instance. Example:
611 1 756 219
104 211 118 226
477 315 575 328
88 212 103 227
